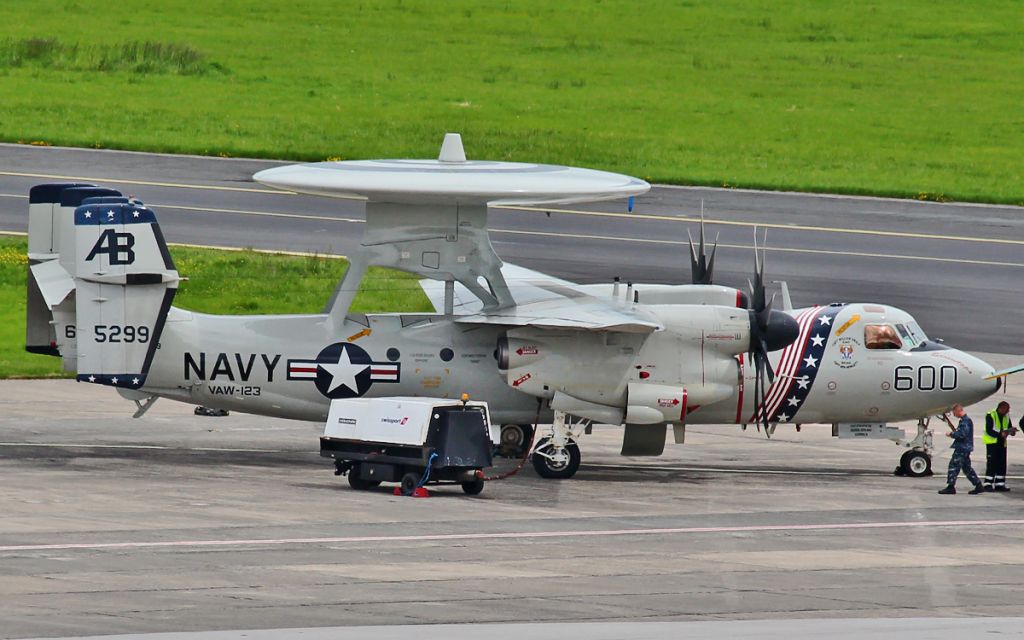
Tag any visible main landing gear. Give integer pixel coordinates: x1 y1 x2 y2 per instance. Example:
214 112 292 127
530 411 586 479
894 416 934 478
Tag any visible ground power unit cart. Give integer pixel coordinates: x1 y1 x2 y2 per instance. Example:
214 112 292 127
320 396 499 495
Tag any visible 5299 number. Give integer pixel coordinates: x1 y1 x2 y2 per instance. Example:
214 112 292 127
94 325 150 343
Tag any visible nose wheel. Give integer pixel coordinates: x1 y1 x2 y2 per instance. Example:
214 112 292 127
893 417 934 477
896 450 932 477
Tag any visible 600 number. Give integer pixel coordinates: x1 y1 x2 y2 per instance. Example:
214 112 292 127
894 365 957 391
94 325 150 343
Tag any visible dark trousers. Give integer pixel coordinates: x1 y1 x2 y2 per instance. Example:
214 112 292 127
947 449 980 487
985 443 1008 488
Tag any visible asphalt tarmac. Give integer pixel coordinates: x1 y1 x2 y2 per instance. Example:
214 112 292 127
3 353 1024 639
3 144 1024 639
1 143 1022 353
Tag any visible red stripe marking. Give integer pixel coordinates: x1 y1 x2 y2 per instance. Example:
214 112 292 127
762 307 822 419
753 307 818 422
680 389 688 422
370 368 397 375
735 353 745 423
289 366 318 373
759 308 813 417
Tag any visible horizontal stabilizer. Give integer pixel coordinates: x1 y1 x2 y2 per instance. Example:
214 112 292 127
29 260 75 309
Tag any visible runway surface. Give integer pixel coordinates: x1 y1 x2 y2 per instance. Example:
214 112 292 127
3 357 1024 638
1 143 1022 353
3 143 1024 638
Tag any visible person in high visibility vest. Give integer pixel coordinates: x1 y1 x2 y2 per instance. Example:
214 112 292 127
983 401 1017 491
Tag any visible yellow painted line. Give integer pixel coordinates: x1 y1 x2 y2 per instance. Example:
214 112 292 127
0 170 288 195
503 205 1024 247
490 228 1024 269
2 170 1019 247
0 230 27 236
154 203 362 224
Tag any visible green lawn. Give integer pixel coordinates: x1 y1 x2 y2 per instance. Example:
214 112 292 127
0 236 431 378
0 1 1021 204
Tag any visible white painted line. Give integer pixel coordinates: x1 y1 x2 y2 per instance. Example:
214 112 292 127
3 519 1023 553
0 442 289 453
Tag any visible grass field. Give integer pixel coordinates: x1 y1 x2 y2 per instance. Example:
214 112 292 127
0 1 1021 204
0 236 431 378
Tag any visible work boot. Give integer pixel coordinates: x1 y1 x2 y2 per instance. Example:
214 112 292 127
969 484 985 495
937 485 956 495
995 486 1011 492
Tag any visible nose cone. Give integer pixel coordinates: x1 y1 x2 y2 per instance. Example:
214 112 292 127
956 351 1001 406
765 309 801 352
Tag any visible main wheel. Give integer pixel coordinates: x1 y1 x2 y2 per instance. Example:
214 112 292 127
530 437 581 479
900 451 932 478
498 423 534 458
462 478 485 495
400 471 421 496
347 464 381 491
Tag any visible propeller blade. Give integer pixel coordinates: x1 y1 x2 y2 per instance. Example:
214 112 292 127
687 204 718 285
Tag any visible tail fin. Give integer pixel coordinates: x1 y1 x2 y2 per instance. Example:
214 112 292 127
25 184 120 364
72 201 180 389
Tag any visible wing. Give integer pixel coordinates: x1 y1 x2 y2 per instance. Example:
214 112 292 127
420 263 662 333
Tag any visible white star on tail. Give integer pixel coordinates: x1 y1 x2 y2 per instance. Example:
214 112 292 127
787 396 800 407
803 355 818 368
795 376 810 390
106 210 116 220
818 315 832 326
318 346 367 395
132 210 140 218
132 377 140 385
810 334 825 347
84 211 92 219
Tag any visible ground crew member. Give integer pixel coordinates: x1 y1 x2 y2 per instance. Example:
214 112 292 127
984 401 1015 491
938 404 985 495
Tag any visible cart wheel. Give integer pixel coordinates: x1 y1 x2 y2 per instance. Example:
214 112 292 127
900 451 932 478
531 437 581 479
461 478 485 495
400 471 420 496
347 464 380 491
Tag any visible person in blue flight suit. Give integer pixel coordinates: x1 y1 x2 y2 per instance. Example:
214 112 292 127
938 404 985 495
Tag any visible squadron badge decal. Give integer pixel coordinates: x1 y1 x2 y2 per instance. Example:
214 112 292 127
287 342 399 399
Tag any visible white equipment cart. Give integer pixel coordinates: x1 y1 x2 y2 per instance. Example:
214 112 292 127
320 396 498 495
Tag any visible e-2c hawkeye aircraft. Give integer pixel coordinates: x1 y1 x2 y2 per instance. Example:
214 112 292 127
24 134 1001 483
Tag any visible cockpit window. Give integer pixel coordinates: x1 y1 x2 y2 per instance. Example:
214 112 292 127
865 324 903 350
907 321 928 343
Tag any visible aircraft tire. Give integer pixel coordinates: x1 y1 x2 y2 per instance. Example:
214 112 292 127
531 438 581 479
347 465 381 491
900 451 932 478
462 478 485 495
400 471 420 496
498 423 534 458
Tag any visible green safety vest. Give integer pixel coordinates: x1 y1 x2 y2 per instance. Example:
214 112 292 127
983 410 1011 445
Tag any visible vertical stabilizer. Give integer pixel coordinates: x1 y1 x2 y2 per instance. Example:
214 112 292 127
73 202 180 389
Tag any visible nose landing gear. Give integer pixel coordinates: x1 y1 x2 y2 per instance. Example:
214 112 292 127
894 416 934 477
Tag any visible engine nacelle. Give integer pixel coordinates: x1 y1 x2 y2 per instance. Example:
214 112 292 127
498 329 644 404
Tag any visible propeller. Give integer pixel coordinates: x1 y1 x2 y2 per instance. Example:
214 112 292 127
746 228 800 435
687 202 719 285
